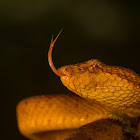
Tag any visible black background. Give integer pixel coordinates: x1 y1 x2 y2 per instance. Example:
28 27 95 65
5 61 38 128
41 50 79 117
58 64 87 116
1 1 140 140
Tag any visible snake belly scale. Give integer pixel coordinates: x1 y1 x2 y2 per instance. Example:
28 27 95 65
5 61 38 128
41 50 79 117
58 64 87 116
16 31 140 140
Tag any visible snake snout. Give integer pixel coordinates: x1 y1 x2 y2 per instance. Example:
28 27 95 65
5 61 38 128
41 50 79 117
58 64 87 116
58 65 75 77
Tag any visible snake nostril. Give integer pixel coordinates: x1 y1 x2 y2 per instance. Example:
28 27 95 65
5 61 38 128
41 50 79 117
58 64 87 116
79 68 85 74
65 67 68 71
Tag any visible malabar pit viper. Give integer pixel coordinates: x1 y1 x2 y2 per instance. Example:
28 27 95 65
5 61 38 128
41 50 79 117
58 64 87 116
17 30 140 140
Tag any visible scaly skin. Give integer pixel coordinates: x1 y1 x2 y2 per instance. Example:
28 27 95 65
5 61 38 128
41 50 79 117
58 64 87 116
17 32 140 140
17 95 108 140
58 59 140 117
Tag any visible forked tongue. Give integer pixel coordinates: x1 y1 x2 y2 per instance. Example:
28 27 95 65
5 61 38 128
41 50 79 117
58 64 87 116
48 30 66 77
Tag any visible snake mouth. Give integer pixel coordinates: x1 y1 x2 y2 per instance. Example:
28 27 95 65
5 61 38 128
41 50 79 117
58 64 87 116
48 30 67 77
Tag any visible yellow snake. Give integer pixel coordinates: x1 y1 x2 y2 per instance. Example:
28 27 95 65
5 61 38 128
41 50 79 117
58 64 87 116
16 31 140 140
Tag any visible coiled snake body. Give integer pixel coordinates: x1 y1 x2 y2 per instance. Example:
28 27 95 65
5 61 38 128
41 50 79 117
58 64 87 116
17 31 140 140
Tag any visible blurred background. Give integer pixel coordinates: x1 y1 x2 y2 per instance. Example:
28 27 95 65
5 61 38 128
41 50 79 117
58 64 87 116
1 0 140 139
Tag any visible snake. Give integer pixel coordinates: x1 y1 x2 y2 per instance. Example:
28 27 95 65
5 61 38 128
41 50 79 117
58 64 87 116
16 30 140 140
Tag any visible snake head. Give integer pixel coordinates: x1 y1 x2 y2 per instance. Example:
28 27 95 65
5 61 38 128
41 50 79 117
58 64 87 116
48 30 103 95
57 59 104 94
48 31 140 115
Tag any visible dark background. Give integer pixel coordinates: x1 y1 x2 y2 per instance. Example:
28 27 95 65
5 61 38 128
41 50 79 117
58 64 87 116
1 1 140 140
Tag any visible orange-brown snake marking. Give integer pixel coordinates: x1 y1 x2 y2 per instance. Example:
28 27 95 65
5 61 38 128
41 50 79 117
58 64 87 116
17 31 140 140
